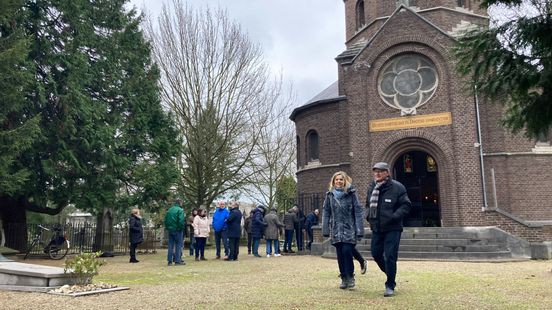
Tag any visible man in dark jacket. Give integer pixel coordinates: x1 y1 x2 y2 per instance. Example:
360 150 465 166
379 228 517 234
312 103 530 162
366 162 411 297
225 202 242 261
304 209 319 251
283 206 298 253
295 207 306 251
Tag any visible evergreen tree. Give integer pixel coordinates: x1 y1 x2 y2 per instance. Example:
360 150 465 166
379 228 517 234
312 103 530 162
0 0 180 250
454 0 552 138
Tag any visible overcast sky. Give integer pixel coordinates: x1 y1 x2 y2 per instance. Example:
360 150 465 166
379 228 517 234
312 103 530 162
128 0 345 107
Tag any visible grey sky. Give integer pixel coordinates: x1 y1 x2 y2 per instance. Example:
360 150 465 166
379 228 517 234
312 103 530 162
129 0 345 107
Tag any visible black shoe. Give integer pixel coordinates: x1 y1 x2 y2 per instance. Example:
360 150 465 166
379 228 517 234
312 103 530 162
195 257 200 261
347 275 355 289
200 257 207 261
288 250 295 254
339 276 348 289
253 254 262 258
174 261 186 266
216 256 221 259
167 262 172 266
361 260 368 274
384 287 394 297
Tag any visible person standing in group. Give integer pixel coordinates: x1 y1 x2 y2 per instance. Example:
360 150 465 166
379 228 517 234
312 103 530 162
366 162 411 297
322 171 364 289
295 207 306 252
283 206 298 253
212 201 230 259
225 202 242 261
128 208 143 263
193 208 210 261
304 209 319 251
250 205 268 257
164 199 186 266
264 207 284 257
187 208 198 257
244 212 253 254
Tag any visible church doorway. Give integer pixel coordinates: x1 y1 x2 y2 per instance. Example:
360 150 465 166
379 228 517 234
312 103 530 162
392 150 441 227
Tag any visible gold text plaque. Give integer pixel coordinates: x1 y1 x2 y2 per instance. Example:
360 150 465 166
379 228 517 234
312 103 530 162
369 112 452 132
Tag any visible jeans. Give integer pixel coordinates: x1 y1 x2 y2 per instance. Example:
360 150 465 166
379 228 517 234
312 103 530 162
228 237 240 260
335 242 354 277
371 230 402 290
266 239 280 255
215 230 229 257
195 237 206 258
306 227 314 250
284 229 294 251
252 237 261 256
167 230 184 263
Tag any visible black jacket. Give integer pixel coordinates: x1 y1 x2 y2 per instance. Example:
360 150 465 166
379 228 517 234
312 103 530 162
129 214 144 244
226 207 243 239
322 187 364 245
365 178 411 233
304 212 319 229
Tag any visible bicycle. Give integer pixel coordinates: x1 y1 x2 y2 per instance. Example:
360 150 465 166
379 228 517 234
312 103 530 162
24 224 70 260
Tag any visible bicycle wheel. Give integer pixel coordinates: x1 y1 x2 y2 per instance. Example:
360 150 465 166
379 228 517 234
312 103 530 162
23 240 39 260
48 239 70 260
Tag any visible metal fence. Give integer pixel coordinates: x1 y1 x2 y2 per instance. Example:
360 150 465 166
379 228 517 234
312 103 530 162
4 223 160 257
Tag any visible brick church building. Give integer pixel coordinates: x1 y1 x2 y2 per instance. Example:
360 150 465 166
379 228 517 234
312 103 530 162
290 1 552 258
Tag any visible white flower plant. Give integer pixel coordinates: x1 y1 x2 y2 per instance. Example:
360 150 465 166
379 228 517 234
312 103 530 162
64 251 106 285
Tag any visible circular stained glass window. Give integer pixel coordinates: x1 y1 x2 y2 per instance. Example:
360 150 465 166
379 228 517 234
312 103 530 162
377 54 438 113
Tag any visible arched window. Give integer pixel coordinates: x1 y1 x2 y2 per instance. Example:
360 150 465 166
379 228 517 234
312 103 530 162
355 0 365 30
307 130 319 162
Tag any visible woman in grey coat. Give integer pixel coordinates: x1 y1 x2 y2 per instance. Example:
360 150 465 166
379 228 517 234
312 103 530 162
264 208 285 257
322 171 364 289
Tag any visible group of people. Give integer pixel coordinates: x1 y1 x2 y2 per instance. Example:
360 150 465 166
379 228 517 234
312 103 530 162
128 161 410 298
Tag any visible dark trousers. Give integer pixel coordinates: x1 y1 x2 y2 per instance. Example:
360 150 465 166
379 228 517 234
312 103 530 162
284 229 294 251
306 227 314 250
189 233 195 256
215 230 229 257
352 245 364 264
247 233 252 254
295 227 304 250
129 242 138 261
334 242 354 277
371 230 402 290
195 237 207 258
228 237 240 260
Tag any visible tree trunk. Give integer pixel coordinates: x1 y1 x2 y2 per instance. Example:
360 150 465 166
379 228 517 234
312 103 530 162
0 196 28 252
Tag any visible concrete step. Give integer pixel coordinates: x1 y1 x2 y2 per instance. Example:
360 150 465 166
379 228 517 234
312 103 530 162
356 244 502 252
0 262 75 290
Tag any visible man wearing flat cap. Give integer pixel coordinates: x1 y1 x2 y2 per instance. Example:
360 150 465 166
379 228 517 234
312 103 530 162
365 162 411 297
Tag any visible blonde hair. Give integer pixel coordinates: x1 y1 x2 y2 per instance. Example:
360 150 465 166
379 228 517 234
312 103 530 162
328 171 352 191
131 208 140 216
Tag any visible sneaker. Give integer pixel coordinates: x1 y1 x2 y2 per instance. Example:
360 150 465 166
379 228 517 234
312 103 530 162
361 260 368 274
266 254 271 258
384 287 394 297
274 253 281 257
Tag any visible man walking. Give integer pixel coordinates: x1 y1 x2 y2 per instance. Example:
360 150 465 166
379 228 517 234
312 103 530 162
165 199 186 266
212 201 230 259
366 162 411 297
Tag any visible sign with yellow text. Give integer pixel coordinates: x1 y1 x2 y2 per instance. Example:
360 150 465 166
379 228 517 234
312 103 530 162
369 112 452 132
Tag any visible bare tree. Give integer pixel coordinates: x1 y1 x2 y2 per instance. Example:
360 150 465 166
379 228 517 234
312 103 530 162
244 79 297 210
145 1 279 209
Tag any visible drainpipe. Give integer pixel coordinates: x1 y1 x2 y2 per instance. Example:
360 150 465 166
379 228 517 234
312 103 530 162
474 86 488 211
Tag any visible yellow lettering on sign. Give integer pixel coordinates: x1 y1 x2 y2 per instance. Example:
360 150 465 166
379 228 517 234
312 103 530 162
369 112 452 132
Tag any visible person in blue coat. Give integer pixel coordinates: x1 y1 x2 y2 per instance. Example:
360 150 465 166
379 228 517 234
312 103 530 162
304 209 319 251
129 208 144 263
251 205 268 257
212 201 230 259
225 201 242 261
322 171 364 289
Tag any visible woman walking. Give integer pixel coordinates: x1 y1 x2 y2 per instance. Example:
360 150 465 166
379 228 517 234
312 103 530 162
129 208 144 263
321 171 364 289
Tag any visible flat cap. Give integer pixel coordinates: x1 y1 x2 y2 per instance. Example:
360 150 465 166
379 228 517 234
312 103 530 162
372 162 389 171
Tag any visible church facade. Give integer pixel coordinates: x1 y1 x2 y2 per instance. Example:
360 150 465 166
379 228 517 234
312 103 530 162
290 0 552 258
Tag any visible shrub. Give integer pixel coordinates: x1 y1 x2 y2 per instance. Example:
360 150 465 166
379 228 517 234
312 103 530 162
64 251 106 285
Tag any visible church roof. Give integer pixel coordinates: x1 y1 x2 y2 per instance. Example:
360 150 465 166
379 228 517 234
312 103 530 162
289 81 346 121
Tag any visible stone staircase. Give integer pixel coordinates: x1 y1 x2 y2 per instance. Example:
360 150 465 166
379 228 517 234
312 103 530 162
321 227 531 261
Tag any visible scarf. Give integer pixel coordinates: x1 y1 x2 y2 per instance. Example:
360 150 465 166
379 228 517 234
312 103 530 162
368 178 388 219
332 188 345 199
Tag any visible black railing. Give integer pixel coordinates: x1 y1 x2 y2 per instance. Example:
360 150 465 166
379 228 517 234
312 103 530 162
4 223 159 257
295 193 324 216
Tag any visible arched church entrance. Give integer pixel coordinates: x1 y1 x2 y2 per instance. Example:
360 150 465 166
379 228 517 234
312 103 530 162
392 150 441 227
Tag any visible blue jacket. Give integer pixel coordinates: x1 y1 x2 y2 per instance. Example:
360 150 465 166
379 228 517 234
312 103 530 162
251 206 268 239
226 208 243 238
212 207 230 232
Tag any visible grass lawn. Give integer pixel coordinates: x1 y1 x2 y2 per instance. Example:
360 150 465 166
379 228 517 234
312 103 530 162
2 246 551 309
